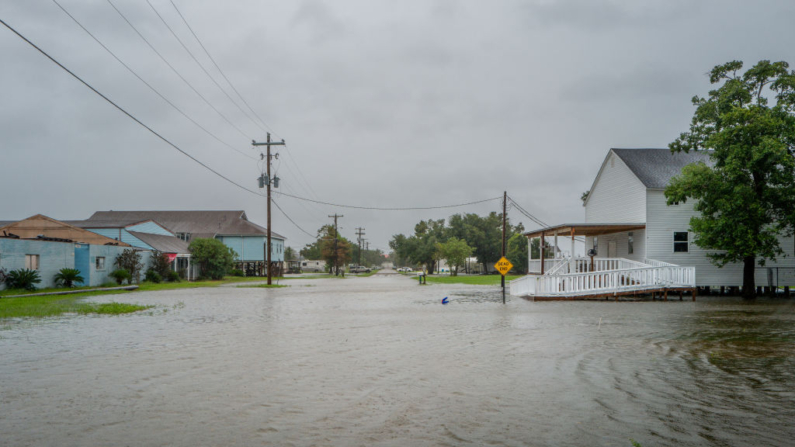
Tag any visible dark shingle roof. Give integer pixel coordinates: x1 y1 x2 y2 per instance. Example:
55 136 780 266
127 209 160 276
611 148 713 189
84 210 285 240
127 231 190 254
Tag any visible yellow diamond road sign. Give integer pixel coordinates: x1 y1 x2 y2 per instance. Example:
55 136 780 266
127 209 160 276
495 257 513 276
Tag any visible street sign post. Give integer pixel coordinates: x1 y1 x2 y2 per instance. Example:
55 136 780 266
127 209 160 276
495 257 513 303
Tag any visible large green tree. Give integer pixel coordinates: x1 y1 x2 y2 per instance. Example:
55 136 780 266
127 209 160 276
189 238 237 280
436 237 474 276
316 224 352 275
666 60 795 299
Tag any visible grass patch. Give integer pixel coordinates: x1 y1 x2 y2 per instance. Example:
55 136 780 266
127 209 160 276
423 274 522 285
236 284 288 289
0 293 152 319
0 285 102 297
350 270 378 277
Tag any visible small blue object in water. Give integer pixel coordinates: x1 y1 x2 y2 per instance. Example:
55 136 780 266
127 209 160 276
442 297 449 305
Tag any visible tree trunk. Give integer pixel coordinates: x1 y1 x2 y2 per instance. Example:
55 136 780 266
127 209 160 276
742 256 756 299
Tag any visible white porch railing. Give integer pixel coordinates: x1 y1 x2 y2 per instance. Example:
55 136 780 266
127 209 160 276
510 258 696 298
531 257 650 275
644 259 677 267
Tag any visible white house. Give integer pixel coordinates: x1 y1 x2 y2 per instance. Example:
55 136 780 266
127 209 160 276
511 148 795 299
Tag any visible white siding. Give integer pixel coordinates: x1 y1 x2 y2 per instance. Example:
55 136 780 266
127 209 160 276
585 151 647 223
585 230 646 262
645 190 795 287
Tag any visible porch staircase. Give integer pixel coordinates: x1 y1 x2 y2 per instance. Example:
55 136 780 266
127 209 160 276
510 258 695 300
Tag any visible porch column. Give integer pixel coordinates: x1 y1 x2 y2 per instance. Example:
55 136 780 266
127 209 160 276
554 231 559 259
526 236 531 274
570 228 576 271
540 231 546 274
187 256 191 281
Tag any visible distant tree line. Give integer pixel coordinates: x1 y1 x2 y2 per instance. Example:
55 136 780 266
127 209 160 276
389 212 527 274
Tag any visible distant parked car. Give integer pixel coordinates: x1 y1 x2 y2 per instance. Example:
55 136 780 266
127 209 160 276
350 266 371 273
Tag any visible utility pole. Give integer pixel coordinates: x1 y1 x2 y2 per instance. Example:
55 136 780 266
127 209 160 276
329 214 343 275
355 227 365 266
502 191 507 304
253 133 285 285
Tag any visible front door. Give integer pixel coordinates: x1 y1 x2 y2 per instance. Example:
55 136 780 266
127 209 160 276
608 240 617 258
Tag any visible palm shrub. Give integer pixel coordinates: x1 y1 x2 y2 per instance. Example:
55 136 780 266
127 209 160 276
54 268 85 288
109 269 132 285
6 269 42 291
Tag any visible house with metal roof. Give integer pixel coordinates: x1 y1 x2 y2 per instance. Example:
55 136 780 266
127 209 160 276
0 215 138 288
82 210 285 276
511 148 795 300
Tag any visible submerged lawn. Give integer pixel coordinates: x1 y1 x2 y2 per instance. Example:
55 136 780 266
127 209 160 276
423 274 522 285
0 291 153 319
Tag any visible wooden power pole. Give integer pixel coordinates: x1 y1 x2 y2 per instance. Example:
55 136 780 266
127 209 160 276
502 191 507 304
329 214 343 275
253 133 285 285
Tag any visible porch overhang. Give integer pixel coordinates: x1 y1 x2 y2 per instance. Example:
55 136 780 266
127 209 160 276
524 223 646 239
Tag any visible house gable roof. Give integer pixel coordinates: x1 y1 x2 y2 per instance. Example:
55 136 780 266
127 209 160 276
0 215 130 246
127 231 190 254
611 148 713 189
84 210 285 240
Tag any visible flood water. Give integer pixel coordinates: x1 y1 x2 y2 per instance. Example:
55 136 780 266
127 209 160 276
1 272 794 446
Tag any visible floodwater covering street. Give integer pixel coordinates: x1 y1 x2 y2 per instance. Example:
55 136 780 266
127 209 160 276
2 271 795 446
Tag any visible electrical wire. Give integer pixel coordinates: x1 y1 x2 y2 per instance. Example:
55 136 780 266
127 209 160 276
105 0 253 140
169 0 279 138
51 0 256 162
272 191 502 211
145 0 263 136
272 199 316 238
0 17 264 201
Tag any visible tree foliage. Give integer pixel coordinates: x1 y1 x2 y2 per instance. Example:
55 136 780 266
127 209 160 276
507 233 528 273
390 213 525 274
436 237 473 276
114 249 144 284
666 60 795 298
188 238 237 280
149 250 172 278
315 225 352 275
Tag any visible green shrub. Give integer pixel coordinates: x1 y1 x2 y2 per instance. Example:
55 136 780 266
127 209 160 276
167 271 181 282
54 268 85 288
6 269 42 291
188 238 237 280
114 249 144 283
149 250 172 278
144 269 162 283
109 269 132 285
229 269 245 277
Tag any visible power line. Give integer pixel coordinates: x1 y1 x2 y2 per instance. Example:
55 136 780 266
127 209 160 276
51 0 256 162
272 198 315 238
0 17 264 200
272 191 502 211
105 0 253 140
145 0 263 135
169 0 279 138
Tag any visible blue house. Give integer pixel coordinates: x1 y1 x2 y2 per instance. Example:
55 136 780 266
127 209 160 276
82 211 286 276
0 215 136 289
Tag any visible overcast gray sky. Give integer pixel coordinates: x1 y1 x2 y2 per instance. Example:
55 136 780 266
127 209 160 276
1 0 794 252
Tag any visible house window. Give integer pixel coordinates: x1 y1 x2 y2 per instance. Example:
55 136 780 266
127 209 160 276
674 232 689 253
302 262 307 266
628 232 634 255
25 254 40 270
96 257 106 270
